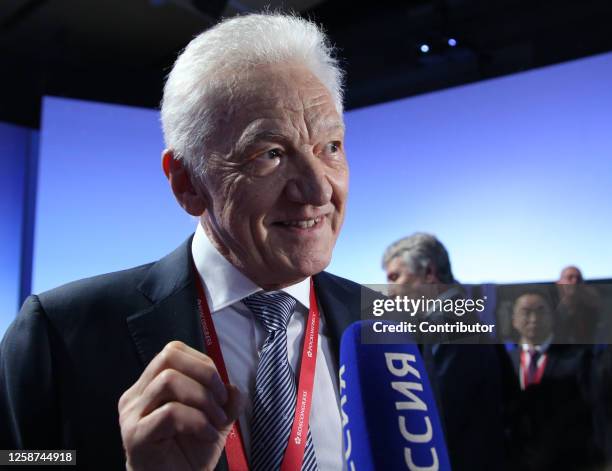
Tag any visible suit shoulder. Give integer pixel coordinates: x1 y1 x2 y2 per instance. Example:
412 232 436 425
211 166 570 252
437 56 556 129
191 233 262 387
316 271 383 309
33 263 154 323
317 271 362 294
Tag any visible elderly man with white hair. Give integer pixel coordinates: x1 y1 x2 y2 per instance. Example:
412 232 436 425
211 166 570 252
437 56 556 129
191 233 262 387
0 13 360 471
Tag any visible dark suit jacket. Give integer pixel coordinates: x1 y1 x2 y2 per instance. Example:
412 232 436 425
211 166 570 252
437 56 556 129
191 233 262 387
508 343 592 386
0 237 362 470
421 292 518 471
591 346 612 461
506 345 599 470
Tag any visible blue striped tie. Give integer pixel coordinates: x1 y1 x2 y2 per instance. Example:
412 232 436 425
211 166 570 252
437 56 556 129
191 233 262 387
243 291 318 471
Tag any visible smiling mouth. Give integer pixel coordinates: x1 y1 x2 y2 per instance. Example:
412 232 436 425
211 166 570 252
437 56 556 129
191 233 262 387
274 216 325 230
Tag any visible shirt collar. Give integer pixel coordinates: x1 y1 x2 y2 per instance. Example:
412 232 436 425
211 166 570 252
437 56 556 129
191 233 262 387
191 222 310 313
520 335 554 353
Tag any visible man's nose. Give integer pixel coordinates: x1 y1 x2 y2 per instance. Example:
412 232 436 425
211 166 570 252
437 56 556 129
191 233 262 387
285 154 332 206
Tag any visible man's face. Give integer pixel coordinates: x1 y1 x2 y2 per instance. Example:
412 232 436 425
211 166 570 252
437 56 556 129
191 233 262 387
385 256 436 298
197 64 348 288
558 266 582 285
512 294 553 344
557 266 582 297
386 257 421 294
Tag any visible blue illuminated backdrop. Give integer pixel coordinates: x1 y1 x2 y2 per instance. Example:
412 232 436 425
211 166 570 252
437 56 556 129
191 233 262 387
14 51 612 321
0 122 37 335
33 97 195 294
331 51 612 284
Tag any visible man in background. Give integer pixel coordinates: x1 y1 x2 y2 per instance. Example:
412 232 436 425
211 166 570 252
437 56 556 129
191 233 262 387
508 291 597 470
509 292 558 390
556 265 602 343
383 232 516 471
555 266 611 465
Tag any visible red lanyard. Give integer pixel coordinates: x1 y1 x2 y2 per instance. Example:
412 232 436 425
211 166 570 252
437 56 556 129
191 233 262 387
194 271 320 471
520 349 547 389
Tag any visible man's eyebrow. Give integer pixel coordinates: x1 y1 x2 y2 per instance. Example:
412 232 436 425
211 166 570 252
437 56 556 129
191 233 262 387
234 119 346 155
317 120 345 134
235 129 288 153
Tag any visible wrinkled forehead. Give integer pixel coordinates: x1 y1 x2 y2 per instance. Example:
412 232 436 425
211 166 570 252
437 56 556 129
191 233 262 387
205 66 343 151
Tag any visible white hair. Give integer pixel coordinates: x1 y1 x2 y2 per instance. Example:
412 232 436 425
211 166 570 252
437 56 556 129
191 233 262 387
382 233 456 284
160 13 344 176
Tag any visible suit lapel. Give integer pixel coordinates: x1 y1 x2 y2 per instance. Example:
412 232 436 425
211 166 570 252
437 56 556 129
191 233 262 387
126 236 205 367
542 345 560 381
313 271 361 363
509 348 521 377
125 237 229 471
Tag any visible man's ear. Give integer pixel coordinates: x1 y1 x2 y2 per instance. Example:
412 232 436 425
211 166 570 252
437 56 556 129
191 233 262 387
162 150 208 216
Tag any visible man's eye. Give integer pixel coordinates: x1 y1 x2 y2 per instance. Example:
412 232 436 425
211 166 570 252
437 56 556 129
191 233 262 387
320 141 343 161
266 148 283 159
249 148 283 176
325 141 341 154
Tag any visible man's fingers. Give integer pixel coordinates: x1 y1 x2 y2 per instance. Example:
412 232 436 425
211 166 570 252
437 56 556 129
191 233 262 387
134 341 228 405
138 368 229 428
136 401 221 444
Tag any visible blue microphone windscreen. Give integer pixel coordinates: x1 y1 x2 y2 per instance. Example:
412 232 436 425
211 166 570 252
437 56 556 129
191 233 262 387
339 321 452 471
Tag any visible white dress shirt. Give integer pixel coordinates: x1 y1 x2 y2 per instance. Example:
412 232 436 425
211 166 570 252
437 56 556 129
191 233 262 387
191 223 344 470
520 335 553 357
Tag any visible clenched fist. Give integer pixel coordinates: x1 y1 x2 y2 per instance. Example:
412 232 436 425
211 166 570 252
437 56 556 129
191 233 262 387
119 341 244 470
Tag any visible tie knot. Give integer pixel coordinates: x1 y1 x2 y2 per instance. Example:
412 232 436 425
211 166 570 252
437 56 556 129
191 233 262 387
243 291 296 332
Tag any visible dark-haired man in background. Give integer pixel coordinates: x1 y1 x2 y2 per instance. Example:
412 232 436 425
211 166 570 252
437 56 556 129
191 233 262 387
508 291 598 470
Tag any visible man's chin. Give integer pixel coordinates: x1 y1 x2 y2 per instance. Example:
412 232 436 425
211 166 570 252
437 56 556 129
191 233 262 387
283 253 332 280
296 254 331 276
